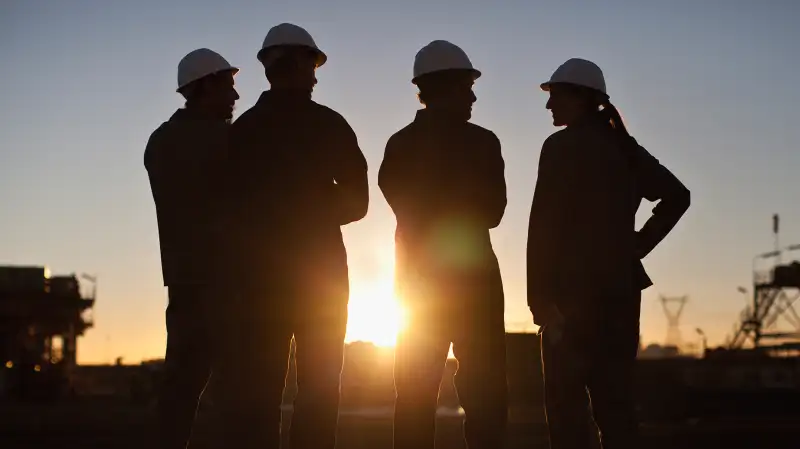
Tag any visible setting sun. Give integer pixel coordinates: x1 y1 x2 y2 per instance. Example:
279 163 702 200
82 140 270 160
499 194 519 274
345 275 405 347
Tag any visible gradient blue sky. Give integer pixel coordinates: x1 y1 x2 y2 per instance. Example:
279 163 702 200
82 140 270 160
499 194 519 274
2 1 799 364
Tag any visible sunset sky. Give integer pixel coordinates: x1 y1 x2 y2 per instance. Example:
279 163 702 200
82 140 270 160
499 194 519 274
1 1 799 364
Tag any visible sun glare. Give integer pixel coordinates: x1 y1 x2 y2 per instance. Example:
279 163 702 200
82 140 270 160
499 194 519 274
345 276 405 347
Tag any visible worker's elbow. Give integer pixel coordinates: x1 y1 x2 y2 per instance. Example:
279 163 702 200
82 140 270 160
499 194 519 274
352 195 369 222
678 186 691 213
377 167 396 197
486 204 507 229
354 180 370 220
487 212 504 229
340 193 369 225
377 177 388 199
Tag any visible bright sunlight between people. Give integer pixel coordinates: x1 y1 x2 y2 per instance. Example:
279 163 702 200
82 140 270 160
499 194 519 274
345 275 405 347
344 249 405 347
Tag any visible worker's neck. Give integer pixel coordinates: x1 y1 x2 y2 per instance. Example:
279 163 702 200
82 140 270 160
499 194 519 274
269 85 312 99
567 109 605 128
423 105 469 122
184 104 223 121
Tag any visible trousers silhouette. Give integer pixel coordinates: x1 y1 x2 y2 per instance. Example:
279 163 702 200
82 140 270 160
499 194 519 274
209 289 348 449
541 292 641 449
394 293 508 449
157 285 215 449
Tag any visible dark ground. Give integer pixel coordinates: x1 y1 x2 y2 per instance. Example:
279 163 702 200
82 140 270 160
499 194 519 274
1 402 799 449
3 337 799 448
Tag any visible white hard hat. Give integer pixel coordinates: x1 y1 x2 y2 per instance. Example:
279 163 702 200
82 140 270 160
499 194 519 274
176 48 238 92
541 58 606 95
257 23 326 68
412 40 481 84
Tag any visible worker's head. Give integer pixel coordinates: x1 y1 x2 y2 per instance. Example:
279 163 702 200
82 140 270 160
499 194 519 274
176 49 239 121
412 40 480 122
178 70 239 121
544 82 607 127
260 46 320 95
257 24 326 97
544 83 630 136
415 69 478 121
540 58 629 135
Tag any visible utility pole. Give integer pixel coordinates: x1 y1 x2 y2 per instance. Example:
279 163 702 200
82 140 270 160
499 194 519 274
661 295 689 349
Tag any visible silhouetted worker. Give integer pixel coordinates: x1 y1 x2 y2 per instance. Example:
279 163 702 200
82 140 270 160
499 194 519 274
144 48 239 449
527 58 691 449
379 40 508 449
219 23 369 449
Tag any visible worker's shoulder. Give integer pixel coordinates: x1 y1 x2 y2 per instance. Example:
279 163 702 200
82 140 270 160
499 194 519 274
143 119 173 169
149 112 228 142
146 119 171 145
144 114 227 166
629 138 659 164
464 121 501 147
230 104 261 131
309 101 353 129
384 121 417 149
463 121 498 140
144 118 181 156
542 127 575 149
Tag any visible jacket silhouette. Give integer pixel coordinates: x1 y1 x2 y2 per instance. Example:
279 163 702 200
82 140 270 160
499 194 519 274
527 112 690 323
216 88 368 449
379 108 508 449
146 109 230 287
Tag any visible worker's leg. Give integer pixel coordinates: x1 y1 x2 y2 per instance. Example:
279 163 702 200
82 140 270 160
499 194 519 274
586 295 641 449
393 315 451 449
289 297 349 449
541 321 594 449
157 285 213 449
210 292 293 449
452 298 509 449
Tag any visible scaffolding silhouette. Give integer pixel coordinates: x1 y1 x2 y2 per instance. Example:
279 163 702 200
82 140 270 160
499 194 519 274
660 295 688 348
729 214 800 349
729 256 800 349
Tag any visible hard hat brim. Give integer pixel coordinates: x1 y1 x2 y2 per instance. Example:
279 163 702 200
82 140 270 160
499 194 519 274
540 80 607 96
257 45 327 68
315 50 327 67
176 67 239 92
412 68 481 85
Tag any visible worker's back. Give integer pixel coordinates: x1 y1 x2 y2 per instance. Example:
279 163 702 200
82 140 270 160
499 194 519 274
144 109 229 286
228 89 368 286
528 114 638 301
380 110 507 286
